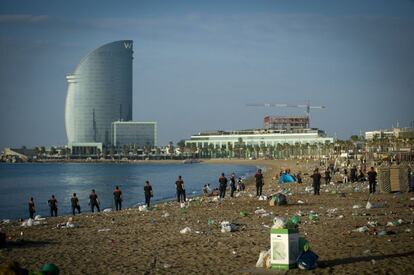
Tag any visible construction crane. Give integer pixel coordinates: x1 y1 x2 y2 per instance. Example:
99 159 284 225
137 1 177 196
246 101 325 128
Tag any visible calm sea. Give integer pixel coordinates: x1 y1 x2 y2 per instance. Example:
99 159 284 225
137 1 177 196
0 162 257 220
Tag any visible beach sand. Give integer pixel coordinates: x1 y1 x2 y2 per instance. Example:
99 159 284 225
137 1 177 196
1 159 414 274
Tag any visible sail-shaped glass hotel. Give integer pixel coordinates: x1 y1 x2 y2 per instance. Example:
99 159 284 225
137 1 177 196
65 40 133 145
65 40 156 156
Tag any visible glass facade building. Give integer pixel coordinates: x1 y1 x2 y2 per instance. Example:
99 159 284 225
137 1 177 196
65 40 133 145
111 121 157 147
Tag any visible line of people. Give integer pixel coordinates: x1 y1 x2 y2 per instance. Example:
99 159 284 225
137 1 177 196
310 166 377 195
27 185 127 219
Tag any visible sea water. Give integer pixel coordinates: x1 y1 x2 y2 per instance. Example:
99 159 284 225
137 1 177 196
0 162 256 219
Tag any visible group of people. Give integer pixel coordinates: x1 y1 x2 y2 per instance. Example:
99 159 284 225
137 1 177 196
311 166 378 195
27 185 130 219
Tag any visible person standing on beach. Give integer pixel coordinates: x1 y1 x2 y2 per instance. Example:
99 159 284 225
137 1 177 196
219 173 228 198
176 176 185 203
48 195 58 217
255 169 264 197
89 189 100 213
71 193 81 215
325 169 331 185
229 173 236 197
113 185 122 211
350 166 357 182
237 177 245 191
367 167 377 194
144 181 153 207
311 168 321 195
28 197 35 219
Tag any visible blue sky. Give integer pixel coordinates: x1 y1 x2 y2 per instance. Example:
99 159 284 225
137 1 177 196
0 0 413 148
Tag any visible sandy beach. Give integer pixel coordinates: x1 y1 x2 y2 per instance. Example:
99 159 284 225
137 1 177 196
1 159 414 274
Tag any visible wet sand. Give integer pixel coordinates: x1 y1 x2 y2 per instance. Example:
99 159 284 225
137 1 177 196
1 159 414 274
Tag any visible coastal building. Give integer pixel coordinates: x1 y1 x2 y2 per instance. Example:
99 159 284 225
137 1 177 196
185 128 333 149
65 40 133 146
64 40 158 155
365 127 414 141
111 121 157 148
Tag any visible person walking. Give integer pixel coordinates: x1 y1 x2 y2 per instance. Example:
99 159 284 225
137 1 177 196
144 181 153 207
237 177 245 191
367 167 377 194
28 197 35 219
48 195 58 217
219 173 228 198
176 176 185 203
325 169 331 185
113 185 122 211
255 169 264 197
311 168 322 195
89 189 100 213
229 173 236 197
71 193 81 215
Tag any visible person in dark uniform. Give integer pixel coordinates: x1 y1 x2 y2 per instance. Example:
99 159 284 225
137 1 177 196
311 168 322 195
71 193 81 215
229 173 236 197
144 181 153 207
176 176 185 203
113 185 122 211
350 166 357 182
367 167 377 194
28 197 35 219
255 169 264 197
89 189 100 213
48 195 58 217
219 173 228 198
325 169 331 185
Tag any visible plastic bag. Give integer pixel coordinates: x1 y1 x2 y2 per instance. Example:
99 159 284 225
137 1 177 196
297 250 319 270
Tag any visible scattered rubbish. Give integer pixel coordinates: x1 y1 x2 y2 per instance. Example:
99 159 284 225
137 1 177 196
2 219 10 224
208 219 215 225
353 226 369 232
221 221 233 233
97 228 111 232
367 221 378 227
326 208 338 214
297 250 319 270
363 249 371 254
272 217 286 229
258 195 267 201
239 211 248 217
21 219 34 227
308 212 319 222
161 212 170 218
377 230 396 236
138 205 148 212
163 264 171 269
387 219 403 227
180 227 192 234
371 259 376 265
256 249 271 268
337 215 344 219
103 208 112 213
405 229 411 233
255 208 267 215
410 197 414 201
297 200 305 204
34 215 45 221
352 205 361 209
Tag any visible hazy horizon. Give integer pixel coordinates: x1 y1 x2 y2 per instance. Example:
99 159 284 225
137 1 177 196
1 0 413 149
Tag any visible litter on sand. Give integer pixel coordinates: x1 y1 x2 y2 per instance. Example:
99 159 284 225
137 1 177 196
180 227 192 234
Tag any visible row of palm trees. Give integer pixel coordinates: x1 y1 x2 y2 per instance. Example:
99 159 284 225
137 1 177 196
31 135 413 160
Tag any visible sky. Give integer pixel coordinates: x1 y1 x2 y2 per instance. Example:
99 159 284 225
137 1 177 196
0 0 413 148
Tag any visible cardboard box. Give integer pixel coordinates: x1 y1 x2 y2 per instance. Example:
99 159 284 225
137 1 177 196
270 228 299 269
